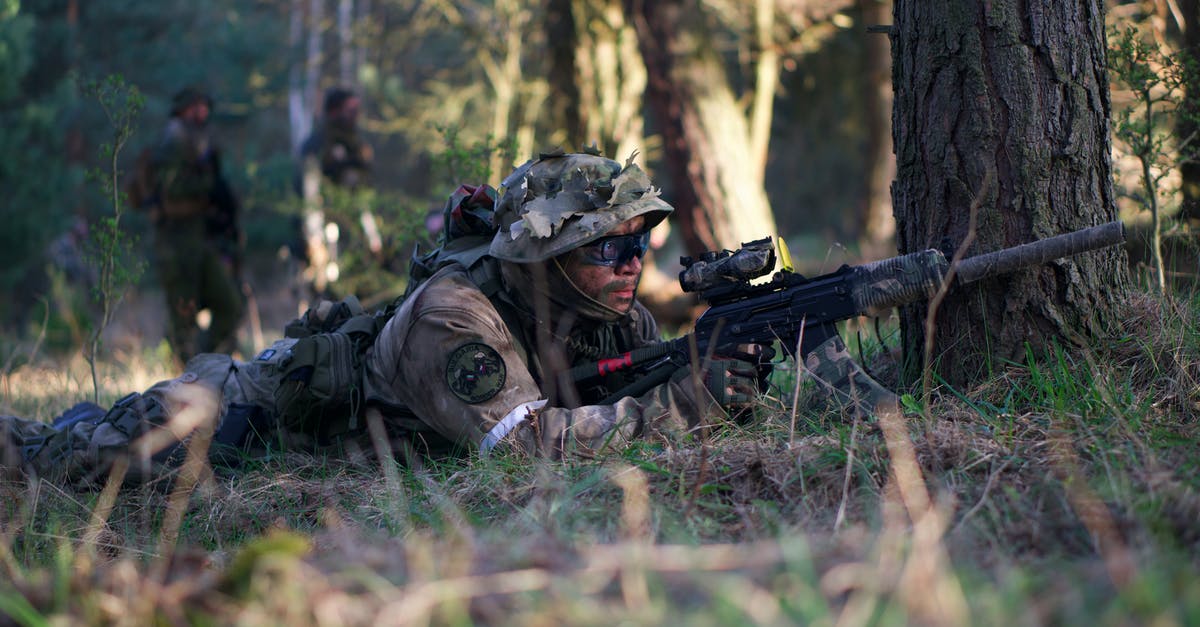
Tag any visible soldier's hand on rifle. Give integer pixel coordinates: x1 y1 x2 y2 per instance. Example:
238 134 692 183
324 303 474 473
673 344 771 414
721 343 775 394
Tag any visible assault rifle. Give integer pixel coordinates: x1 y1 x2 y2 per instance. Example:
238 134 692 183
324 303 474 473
569 221 1127 403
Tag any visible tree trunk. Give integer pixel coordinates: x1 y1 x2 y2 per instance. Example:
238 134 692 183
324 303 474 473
574 0 647 161
338 0 355 86
545 0 584 148
748 0 777 182
306 0 324 113
478 0 527 180
1177 0 1200 223
857 0 896 260
630 0 779 256
892 0 1128 387
356 0 371 81
288 0 319 153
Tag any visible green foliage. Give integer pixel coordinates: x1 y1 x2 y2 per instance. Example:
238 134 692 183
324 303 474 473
1108 24 1200 292
293 125 518 304
0 4 32 101
0 6 74 322
430 124 517 189
0 0 293 332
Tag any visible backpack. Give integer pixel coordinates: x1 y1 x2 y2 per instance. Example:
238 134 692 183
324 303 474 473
271 184 500 441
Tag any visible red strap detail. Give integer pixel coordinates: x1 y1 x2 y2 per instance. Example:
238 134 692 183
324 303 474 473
597 353 634 376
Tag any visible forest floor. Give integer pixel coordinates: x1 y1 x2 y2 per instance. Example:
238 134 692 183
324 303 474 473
0 271 1198 624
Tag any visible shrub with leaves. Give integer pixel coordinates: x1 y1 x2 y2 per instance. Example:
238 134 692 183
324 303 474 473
78 75 146 401
1108 25 1200 292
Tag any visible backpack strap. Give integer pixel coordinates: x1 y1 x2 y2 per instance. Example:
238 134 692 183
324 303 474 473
335 312 381 339
465 257 542 383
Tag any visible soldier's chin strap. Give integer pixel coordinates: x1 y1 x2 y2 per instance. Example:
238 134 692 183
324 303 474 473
549 257 627 322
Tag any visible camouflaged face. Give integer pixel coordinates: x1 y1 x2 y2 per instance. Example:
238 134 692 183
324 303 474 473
489 152 674 262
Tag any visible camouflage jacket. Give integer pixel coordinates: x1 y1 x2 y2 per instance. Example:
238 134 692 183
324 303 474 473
364 262 722 458
153 118 219 220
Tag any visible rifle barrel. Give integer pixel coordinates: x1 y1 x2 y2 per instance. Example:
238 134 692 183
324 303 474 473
953 220 1125 285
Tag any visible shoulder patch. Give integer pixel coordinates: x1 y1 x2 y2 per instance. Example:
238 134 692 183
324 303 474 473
446 342 507 404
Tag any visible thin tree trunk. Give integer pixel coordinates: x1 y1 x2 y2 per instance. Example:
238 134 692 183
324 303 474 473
573 0 646 160
858 0 896 260
748 0 777 182
1177 0 1200 222
338 0 355 86
546 0 584 148
892 0 1127 386
630 0 779 256
306 0 324 112
288 0 312 152
478 0 524 180
355 0 371 81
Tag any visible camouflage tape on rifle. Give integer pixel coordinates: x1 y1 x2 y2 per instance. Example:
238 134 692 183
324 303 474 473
849 250 949 317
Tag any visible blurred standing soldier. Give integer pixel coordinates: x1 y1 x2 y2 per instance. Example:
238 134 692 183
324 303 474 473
297 87 381 301
149 87 244 364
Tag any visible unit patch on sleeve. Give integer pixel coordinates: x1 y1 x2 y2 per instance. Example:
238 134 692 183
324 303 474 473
446 342 507 403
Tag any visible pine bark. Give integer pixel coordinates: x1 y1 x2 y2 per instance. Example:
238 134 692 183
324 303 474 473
857 0 897 260
891 0 1128 386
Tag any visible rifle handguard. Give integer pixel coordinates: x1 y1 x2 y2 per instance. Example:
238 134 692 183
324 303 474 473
849 250 947 317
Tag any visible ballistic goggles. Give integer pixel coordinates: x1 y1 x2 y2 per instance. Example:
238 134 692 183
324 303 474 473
579 231 651 266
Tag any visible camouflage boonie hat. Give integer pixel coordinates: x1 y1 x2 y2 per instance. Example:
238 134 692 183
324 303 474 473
489 151 674 263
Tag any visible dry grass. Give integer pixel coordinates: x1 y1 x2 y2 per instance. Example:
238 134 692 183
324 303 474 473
2 292 1200 625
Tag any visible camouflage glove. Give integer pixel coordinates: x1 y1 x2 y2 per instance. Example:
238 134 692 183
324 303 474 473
723 343 775 394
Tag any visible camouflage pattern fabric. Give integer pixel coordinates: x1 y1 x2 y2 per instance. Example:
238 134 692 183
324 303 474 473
154 119 218 219
0 348 300 484
0 147 899 484
0 269 891 483
305 124 372 188
679 239 775 293
803 334 897 415
1 355 226 483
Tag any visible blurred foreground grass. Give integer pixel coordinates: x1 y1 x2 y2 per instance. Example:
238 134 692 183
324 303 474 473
0 292 1199 625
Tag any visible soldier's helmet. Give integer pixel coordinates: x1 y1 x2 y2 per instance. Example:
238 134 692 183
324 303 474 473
170 86 213 116
489 151 674 263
